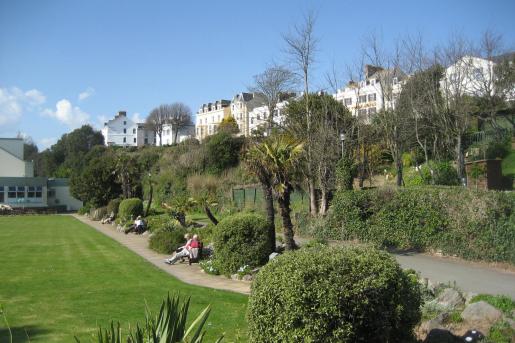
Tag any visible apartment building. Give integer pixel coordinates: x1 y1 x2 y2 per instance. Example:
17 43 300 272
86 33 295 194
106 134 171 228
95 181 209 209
231 92 267 136
102 111 155 147
195 100 231 141
247 100 291 134
0 138 82 210
334 65 406 122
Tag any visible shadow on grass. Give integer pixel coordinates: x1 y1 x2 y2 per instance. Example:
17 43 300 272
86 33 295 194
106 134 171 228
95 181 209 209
0 325 51 343
386 247 422 256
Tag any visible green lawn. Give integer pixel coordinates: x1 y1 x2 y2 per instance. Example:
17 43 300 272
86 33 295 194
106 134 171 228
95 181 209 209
0 215 248 342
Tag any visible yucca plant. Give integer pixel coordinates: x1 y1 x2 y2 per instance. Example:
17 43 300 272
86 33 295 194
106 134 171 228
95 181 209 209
76 294 222 343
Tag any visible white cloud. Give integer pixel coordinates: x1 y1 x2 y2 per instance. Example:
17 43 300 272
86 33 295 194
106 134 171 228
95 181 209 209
131 112 144 123
42 99 90 128
38 137 58 150
0 87 46 125
78 87 95 101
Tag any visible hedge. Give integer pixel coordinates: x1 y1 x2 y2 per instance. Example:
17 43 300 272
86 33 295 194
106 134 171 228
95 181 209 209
320 187 515 263
107 198 122 218
148 224 187 254
118 198 143 222
247 246 421 342
212 213 272 275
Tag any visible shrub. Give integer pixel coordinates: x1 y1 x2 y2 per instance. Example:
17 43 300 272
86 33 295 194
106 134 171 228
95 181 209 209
404 161 459 187
148 224 187 254
247 246 421 342
118 198 143 222
107 198 122 217
323 187 515 263
146 214 173 233
204 132 244 174
212 213 272 275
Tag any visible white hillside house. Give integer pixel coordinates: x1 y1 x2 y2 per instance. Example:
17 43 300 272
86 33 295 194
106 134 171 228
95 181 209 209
102 111 155 147
334 65 406 122
155 123 195 145
247 100 290 134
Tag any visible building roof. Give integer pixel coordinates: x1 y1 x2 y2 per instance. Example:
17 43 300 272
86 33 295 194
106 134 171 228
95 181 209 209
0 177 48 187
47 178 70 187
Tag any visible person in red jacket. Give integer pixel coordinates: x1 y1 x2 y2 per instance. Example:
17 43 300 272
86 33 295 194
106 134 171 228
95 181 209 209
164 234 198 265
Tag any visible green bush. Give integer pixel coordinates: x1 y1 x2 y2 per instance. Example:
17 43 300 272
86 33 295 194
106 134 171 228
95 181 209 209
323 187 515 263
118 198 143 222
204 132 244 174
148 224 187 254
107 198 122 217
404 161 459 187
146 214 173 233
212 213 272 275
247 246 421 342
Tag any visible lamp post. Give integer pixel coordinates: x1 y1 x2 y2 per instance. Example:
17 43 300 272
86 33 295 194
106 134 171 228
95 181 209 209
339 133 346 159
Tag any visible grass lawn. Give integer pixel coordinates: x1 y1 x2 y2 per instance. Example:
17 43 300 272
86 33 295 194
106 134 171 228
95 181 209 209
0 215 248 342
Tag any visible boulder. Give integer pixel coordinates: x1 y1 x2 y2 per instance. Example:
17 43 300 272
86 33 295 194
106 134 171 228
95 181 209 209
437 288 465 310
461 301 502 333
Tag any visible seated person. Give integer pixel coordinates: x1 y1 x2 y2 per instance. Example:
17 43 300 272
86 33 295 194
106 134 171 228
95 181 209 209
101 211 115 224
164 234 197 265
125 216 146 234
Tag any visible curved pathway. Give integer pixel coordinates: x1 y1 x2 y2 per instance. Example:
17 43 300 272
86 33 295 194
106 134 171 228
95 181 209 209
71 214 251 295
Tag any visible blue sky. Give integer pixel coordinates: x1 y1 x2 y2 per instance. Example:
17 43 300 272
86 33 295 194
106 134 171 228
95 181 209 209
1 0 514 150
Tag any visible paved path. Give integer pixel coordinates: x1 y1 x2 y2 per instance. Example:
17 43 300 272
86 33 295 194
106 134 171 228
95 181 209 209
296 237 515 298
71 214 251 295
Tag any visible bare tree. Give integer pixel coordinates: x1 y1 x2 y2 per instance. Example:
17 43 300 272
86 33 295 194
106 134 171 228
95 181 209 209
283 10 319 215
146 105 171 146
168 102 193 144
250 64 296 132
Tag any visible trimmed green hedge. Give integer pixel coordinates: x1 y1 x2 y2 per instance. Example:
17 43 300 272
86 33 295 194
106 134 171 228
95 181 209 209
247 246 421 342
118 198 143 222
320 187 515 263
212 213 272 275
107 198 122 217
148 224 187 254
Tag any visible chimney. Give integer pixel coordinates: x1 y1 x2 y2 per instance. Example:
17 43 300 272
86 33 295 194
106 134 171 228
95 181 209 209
118 111 127 117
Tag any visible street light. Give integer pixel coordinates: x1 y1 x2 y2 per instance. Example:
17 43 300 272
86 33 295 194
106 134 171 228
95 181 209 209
339 133 346 158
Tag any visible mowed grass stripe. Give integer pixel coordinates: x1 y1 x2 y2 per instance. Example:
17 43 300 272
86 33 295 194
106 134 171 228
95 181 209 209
0 215 247 342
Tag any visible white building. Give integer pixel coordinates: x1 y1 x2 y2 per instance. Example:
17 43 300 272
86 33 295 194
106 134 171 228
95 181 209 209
0 138 82 210
334 65 406 122
247 100 290 134
231 92 267 136
195 100 232 141
102 111 155 147
156 123 195 145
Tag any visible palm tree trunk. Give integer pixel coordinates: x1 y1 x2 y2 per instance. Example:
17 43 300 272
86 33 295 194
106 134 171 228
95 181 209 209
144 182 153 216
278 188 296 251
262 182 276 251
204 206 218 225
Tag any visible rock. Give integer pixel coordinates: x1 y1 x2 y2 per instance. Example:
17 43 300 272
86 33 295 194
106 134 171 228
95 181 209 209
437 288 465 310
463 292 478 305
423 328 461 343
269 252 280 260
461 301 502 333
242 274 253 282
419 313 449 336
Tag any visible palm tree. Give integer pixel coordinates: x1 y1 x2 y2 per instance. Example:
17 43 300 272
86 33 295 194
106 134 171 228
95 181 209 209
245 141 276 251
252 135 303 251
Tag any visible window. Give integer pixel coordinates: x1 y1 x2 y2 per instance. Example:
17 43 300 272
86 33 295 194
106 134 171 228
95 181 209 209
257 114 261 120
17 186 25 198
27 186 42 199
359 95 367 103
368 108 377 115
8 186 16 198
251 118 254 124
358 109 367 117
344 98 352 106
370 79 376 85
144 138 148 144
123 137 126 143
133 128 136 134
48 189 56 198
123 128 127 134
133 138 136 143
393 77 398 84
0 186 3 203
368 93 376 102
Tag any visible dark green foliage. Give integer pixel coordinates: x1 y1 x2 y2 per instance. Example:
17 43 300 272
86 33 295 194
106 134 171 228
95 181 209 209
404 161 459 186
148 224 187 254
335 156 355 190
70 151 122 207
107 198 122 217
204 132 244 174
247 246 421 342
323 187 515 263
145 214 177 233
36 125 104 177
118 198 144 222
212 213 272 275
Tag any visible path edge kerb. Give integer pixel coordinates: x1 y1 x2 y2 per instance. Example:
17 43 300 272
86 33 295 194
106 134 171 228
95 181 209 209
70 214 251 295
